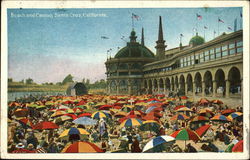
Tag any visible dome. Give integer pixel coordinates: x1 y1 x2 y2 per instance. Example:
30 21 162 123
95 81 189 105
114 43 155 58
189 33 205 46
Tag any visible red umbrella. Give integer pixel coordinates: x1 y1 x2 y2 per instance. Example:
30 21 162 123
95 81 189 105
221 109 236 115
142 112 160 122
195 124 211 137
174 105 186 110
76 100 86 106
113 106 122 109
212 99 223 104
18 118 34 128
61 141 104 153
181 96 188 100
63 100 74 105
232 140 243 152
199 98 209 105
99 105 113 110
33 121 59 130
147 103 162 108
77 113 92 118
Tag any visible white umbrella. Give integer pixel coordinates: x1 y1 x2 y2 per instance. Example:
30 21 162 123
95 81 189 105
143 135 175 152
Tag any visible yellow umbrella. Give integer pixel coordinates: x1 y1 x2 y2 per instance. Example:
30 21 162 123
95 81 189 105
59 127 89 138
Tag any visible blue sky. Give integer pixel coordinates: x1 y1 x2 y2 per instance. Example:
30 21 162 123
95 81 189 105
8 7 242 84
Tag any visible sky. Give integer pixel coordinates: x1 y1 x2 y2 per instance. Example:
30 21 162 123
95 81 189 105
8 7 242 84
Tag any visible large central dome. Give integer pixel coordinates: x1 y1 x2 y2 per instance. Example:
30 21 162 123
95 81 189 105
114 30 155 58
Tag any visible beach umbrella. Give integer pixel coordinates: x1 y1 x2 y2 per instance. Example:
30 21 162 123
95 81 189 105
225 143 235 152
139 120 160 132
63 113 78 120
199 98 209 105
181 96 188 100
33 121 59 130
211 114 231 121
147 102 162 108
195 124 211 137
77 113 92 118
8 102 20 107
53 115 73 124
170 114 189 121
127 110 142 117
91 111 110 119
121 105 134 112
14 108 28 117
66 109 74 114
190 116 209 122
58 105 70 110
63 100 74 105
73 117 97 126
221 109 236 115
142 135 175 152
120 118 143 128
59 127 89 139
211 99 223 104
198 108 214 117
174 105 186 110
232 140 243 152
99 105 113 110
51 111 67 118
176 107 193 112
18 118 34 128
228 112 243 120
145 106 157 113
170 128 200 149
114 111 127 118
61 141 104 153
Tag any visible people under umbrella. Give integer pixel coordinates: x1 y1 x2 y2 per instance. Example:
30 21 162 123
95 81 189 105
7 93 243 153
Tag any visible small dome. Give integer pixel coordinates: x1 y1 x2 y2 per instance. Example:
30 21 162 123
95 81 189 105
131 30 136 36
189 33 205 46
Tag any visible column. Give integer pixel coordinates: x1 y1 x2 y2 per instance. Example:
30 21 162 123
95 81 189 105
213 80 217 97
193 82 196 97
185 82 188 95
225 80 230 98
116 80 120 95
202 81 205 97
163 79 166 94
128 80 132 95
157 79 161 93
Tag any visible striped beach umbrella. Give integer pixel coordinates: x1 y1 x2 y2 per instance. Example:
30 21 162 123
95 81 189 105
77 113 92 118
59 127 89 138
170 114 189 121
211 114 231 121
190 116 209 122
171 128 200 141
50 111 67 118
53 115 73 124
61 141 104 153
142 135 175 152
232 140 243 152
176 107 193 112
120 118 143 128
228 112 243 120
91 111 110 119
139 120 160 132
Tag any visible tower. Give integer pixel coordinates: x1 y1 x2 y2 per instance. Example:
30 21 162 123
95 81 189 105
141 27 145 46
155 16 167 60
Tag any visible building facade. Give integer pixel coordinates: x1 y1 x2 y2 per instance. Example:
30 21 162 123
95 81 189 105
105 16 243 100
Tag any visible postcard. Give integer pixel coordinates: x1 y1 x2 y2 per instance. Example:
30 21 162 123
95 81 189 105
1 0 249 159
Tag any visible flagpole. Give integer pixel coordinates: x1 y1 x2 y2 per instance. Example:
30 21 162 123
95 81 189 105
217 17 219 36
204 27 205 41
131 14 134 30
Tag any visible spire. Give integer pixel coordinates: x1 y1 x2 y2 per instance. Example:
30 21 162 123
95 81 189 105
141 27 144 46
158 16 164 42
155 16 166 60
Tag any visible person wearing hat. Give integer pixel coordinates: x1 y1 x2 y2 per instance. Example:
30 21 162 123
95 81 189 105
27 143 36 153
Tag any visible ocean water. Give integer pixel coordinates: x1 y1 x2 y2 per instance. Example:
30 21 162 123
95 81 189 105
8 91 65 102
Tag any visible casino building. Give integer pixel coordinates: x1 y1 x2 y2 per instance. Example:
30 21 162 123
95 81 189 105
105 16 243 99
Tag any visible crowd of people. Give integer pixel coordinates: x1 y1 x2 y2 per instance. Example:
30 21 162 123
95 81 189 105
7 93 243 153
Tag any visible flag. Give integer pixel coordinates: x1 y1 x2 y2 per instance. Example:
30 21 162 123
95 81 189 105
218 18 224 23
234 18 237 31
132 13 139 20
204 26 208 29
196 13 202 20
180 34 184 37
228 26 232 30
101 36 109 39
